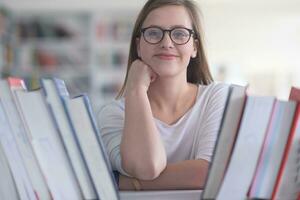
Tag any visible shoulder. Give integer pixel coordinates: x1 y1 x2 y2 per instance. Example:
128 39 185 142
98 98 125 113
201 82 230 92
193 82 230 115
97 98 125 125
198 82 230 101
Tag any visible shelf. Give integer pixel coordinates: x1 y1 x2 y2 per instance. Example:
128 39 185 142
17 38 88 47
1 8 137 110
91 41 129 49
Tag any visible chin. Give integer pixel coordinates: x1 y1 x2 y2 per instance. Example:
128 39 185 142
147 59 186 76
152 66 181 77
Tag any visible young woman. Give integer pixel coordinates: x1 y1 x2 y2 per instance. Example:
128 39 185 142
98 0 229 191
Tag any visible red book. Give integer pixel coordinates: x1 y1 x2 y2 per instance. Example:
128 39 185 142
271 87 300 200
7 77 27 90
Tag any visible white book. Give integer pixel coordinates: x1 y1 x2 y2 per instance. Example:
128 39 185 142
0 101 36 200
14 89 82 200
272 87 300 199
41 78 97 199
202 85 247 199
249 100 297 199
65 94 119 200
0 135 19 200
0 80 51 200
216 96 275 200
272 114 300 199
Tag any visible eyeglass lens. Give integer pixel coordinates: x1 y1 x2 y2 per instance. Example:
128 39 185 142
143 27 192 45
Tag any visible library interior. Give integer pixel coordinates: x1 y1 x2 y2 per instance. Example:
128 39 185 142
0 0 300 200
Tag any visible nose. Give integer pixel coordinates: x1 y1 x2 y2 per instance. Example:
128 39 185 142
160 31 174 48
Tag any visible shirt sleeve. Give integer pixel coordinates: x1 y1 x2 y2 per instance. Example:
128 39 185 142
194 83 230 162
97 100 131 176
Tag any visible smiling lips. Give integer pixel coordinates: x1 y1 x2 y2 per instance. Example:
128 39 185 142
155 53 178 60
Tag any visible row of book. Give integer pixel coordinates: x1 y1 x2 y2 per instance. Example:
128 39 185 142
16 18 83 40
14 45 89 74
95 20 133 42
1 76 300 200
202 84 300 200
0 77 119 200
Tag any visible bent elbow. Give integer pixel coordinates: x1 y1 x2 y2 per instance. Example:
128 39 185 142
122 157 166 180
135 162 164 180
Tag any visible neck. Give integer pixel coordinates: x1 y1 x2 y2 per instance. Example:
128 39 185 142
147 76 194 112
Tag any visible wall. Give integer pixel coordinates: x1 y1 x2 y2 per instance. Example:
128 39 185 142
2 0 300 99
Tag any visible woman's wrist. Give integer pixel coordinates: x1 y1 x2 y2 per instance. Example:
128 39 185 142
125 86 148 97
132 178 142 191
119 174 144 191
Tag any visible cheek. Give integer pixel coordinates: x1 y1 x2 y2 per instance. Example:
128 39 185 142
180 46 195 60
139 45 153 61
177 47 195 68
185 43 196 56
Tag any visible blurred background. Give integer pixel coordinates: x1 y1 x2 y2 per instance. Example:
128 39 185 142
1 0 299 110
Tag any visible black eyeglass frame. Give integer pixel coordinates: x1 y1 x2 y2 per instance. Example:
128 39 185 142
140 26 195 45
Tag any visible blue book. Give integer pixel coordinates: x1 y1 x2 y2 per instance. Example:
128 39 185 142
64 93 119 200
41 78 97 199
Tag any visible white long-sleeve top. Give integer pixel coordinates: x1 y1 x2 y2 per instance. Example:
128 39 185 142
97 82 230 176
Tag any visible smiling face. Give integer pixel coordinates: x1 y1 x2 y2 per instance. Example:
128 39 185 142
137 5 197 78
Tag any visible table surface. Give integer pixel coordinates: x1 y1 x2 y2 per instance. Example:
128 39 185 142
119 190 202 200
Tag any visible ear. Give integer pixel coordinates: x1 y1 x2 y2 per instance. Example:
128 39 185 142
191 49 197 58
136 37 141 57
191 39 198 58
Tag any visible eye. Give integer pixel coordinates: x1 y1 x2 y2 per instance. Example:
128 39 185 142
145 28 162 39
172 29 189 39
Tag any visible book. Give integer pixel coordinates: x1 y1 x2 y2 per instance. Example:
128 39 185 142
216 96 275 200
248 99 296 199
0 79 51 200
3 75 299 199
41 78 97 199
64 94 119 200
0 101 37 200
271 87 300 199
7 77 27 90
14 89 83 200
202 84 247 199
0 127 19 200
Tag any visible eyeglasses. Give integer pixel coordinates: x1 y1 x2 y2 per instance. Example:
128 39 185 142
140 26 195 45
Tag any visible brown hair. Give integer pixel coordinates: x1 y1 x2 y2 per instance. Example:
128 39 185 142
116 0 213 98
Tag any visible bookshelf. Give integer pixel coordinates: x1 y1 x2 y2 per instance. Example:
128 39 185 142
0 7 13 77
6 11 91 92
89 10 135 108
0 8 137 110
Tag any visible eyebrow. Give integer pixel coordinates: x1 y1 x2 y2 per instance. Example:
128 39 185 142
142 25 192 29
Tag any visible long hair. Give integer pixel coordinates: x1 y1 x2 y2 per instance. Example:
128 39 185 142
116 0 213 98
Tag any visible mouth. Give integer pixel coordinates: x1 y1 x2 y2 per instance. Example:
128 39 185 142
155 54 178 60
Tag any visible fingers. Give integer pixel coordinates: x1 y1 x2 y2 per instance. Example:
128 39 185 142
134 59 158 81
126 59 157 92
150 71 157 83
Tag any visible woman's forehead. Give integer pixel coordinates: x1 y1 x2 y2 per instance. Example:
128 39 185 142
142 5 193 29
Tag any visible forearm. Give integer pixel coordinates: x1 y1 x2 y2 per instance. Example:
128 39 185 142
119 159 209 190
121 89 166 179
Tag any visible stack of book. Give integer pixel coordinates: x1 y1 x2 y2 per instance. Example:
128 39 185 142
0 77 119 200
0 76 299 200
202 85 300 200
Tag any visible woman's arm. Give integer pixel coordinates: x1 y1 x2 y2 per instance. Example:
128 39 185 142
119 159 209 190
121 60 167 180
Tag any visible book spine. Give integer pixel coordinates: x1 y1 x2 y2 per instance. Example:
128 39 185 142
82 95 120 199
271 104 300 199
